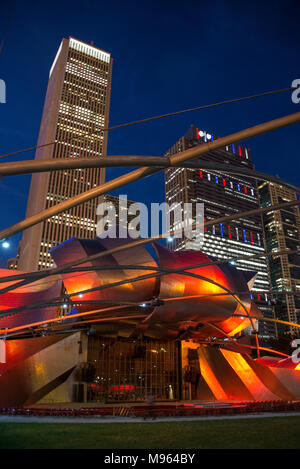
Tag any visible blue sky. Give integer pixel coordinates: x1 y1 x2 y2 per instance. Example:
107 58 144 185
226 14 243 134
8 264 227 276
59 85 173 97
0 0 299 264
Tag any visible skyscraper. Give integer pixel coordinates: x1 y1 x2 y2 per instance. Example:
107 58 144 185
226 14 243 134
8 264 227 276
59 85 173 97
258 181 300 336
165 125 274 336
17 37 113 271
96 194 141 237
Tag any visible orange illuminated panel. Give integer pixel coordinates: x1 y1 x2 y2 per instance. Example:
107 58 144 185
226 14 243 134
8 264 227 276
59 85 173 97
220 349 278 400
295 363 300 371
219 315 251 337
199 351 228 400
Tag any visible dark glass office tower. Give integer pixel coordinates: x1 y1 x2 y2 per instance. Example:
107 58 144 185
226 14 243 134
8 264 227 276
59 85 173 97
165 125 274 337
259 181 300 337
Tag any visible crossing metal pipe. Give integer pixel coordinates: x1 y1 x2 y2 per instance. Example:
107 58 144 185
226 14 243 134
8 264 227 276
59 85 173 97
0 110 300 241
0 157 299 193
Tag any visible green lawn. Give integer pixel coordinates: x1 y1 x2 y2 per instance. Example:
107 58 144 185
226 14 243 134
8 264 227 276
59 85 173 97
0 417 300 449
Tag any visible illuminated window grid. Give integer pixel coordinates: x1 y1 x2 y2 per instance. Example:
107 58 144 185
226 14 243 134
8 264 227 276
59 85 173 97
165 126 274 336
259 181 300 335
34 38 112 270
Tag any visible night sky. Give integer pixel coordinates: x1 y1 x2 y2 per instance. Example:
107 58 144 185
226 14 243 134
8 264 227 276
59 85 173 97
0 0 299 265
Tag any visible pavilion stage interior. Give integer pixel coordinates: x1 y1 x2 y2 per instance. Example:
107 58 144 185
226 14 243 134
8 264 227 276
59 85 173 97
0 334 300 408
0 237 299 408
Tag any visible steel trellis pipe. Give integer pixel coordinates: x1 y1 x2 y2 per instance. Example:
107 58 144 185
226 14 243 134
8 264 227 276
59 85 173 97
0 260 260 352
0 259 263 356
0 262 254 321
0 246 298 287
0 110 300 242
0 245 299 302
0 86 294 161
0 156 299 193
0 201 299 297
235 314 300 330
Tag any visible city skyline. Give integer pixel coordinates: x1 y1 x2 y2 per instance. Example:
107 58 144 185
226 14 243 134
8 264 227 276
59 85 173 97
0 1 300 266
2 31 299 340
164 125 275 337
1 4 300 449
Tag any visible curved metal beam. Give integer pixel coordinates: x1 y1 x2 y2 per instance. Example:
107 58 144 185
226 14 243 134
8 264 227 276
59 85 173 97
0 306 143 335
235 314 300 330
206 320 264 356
0 262 253 324
1 200 299 298
0 156 299 193
206 322 288 358
0 260 258 343
1 110 300 241
0 248 298 293
0 86 294 161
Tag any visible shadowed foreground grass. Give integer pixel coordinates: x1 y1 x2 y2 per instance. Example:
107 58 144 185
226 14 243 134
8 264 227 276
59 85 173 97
0 417 300 449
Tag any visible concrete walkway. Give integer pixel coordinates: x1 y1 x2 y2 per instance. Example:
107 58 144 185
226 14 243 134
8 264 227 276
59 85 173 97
1 411 300 424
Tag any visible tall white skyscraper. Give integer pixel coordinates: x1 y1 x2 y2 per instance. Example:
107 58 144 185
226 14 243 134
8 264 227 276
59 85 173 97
17 37 113 271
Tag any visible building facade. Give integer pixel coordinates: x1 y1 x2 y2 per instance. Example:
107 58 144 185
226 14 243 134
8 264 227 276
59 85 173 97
258 181 300 336
96 195 140 237
17 37 112 271
165 125 274 337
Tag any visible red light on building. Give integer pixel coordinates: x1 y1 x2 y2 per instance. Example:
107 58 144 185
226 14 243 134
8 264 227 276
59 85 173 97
111 385 134 391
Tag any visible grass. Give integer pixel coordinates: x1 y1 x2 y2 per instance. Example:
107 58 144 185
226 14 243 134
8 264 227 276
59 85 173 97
0 417 300 449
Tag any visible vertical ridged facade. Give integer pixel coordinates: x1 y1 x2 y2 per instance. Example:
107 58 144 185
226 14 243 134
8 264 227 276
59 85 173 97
259 181 300 336
18 37 112 271
165 125 274 336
